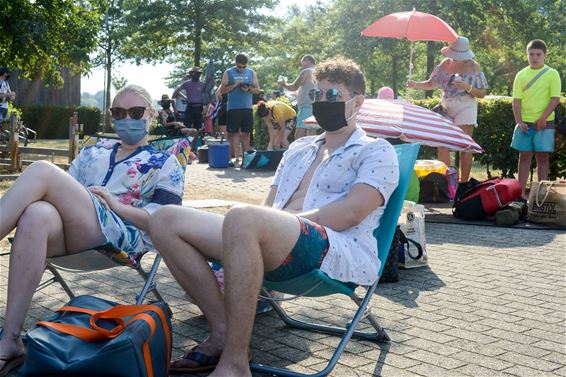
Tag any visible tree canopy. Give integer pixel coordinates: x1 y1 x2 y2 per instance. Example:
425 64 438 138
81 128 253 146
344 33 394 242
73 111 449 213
0 0 99 86
2 0 564 97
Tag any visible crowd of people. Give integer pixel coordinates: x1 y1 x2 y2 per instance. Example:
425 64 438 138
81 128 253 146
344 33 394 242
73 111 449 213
0 36 561 375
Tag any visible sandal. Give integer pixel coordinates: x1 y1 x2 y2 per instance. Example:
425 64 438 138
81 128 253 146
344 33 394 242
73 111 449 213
0 354 26 377
170 345 220 374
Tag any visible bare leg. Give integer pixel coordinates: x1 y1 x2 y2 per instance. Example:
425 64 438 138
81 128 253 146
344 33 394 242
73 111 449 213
0 161 106 251
437 147 451 168
149 206 226 367
210 205 300 377
228 132 240 162
534 152 550 181
241 132 250 154
459 125 475 182
266 124 276 150
518 152 533 199
282 128 291 149
0 202 66 368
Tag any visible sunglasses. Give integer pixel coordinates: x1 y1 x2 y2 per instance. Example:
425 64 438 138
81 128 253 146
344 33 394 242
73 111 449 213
237 64 247 69
109 107 148 120
309 88 357 103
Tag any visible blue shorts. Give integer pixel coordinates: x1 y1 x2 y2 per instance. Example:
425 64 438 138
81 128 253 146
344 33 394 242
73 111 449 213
296 106 316 130
264 217 329 282
511 122 555 153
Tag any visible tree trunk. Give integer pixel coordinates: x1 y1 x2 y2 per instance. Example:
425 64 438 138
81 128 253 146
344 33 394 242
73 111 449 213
425 41 435 98
104 41 113 132
194 0 202 67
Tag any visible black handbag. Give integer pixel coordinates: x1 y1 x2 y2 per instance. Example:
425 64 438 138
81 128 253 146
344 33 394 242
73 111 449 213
379 226 401 283
431 103 447 117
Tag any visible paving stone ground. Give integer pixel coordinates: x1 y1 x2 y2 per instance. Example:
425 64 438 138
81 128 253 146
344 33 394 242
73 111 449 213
1 162 565 376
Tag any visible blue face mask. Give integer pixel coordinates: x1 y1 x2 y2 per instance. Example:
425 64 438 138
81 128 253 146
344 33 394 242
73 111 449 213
112 118 148 145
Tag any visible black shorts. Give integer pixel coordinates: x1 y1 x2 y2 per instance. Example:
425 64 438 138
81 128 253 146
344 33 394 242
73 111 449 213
183 105 203 130
217 108 227 126
227 108 253 134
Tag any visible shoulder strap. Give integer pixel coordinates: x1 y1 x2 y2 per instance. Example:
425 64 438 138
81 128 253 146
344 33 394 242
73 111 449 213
524 67 550 91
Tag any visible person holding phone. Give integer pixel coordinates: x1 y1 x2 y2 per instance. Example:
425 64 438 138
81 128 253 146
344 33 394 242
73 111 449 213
217 53 261 167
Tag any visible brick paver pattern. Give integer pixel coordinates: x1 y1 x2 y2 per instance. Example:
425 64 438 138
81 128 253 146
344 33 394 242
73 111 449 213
1 162 565 376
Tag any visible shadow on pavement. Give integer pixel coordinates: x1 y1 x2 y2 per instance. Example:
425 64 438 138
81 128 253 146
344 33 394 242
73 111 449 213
377 266 445 308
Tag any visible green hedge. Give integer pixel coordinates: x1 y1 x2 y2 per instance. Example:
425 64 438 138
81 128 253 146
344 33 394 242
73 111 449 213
20 105 102 139
413 97 566 180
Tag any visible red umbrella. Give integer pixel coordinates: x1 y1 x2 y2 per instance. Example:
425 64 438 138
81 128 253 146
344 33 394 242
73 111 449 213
305 99 483 153
361 9 458 42
361 9 459 97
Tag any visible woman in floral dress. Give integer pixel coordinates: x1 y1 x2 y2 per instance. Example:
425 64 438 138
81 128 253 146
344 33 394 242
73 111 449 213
0 85 184 375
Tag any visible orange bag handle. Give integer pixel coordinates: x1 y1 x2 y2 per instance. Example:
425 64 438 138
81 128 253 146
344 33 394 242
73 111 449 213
38 303 172 377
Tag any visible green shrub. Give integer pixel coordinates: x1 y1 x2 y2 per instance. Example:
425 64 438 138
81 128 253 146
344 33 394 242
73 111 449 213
20 105 102 139
413 97 566 180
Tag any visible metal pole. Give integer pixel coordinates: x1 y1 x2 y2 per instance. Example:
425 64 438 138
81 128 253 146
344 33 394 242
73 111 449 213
406 41 414 100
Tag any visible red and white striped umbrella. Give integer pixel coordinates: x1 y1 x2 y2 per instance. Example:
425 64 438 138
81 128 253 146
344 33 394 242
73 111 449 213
306 99 483 153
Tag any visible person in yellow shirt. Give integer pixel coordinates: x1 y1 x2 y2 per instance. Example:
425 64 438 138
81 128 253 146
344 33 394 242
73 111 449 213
256 100 296 150
511 39 561 199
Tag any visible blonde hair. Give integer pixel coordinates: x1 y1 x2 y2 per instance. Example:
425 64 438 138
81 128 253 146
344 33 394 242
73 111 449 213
112 84 156 119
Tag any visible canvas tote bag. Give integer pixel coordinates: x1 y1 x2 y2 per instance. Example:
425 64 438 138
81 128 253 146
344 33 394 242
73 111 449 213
527 180 566 228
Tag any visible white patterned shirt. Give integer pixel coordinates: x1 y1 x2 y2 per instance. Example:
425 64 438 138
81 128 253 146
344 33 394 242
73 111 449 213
272 128 399 285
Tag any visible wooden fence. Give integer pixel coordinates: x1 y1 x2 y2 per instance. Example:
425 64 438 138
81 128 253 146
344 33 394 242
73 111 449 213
0 113 79 181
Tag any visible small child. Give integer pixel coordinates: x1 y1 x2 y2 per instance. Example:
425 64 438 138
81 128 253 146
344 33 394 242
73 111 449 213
511 39 561 199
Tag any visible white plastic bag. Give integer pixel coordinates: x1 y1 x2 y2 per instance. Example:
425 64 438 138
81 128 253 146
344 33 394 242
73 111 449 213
398 201 428 268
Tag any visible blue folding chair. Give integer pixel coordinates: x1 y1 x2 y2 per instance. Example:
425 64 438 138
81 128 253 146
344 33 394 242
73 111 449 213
250 143 420 377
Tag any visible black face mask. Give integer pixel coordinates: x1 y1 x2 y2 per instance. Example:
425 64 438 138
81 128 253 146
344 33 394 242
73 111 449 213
190 73 200 82
163 103 171 109
312 99 356 132
4 75 9 80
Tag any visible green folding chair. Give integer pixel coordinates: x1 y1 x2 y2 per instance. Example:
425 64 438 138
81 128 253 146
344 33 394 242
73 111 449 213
250 143 420 377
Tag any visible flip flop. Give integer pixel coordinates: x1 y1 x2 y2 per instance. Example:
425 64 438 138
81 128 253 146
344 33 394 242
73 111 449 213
169 345 220 374
0 354 26 377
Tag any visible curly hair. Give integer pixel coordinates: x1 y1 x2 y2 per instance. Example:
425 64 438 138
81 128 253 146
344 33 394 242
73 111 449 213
313 57 366 95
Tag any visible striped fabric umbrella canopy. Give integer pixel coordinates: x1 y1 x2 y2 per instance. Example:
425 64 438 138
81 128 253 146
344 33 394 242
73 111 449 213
306 99 483 153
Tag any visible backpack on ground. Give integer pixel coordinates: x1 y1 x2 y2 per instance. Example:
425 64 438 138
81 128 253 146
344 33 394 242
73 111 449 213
419 172 450 203
453 178 522 221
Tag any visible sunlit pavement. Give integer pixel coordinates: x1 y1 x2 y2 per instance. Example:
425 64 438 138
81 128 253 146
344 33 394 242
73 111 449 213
1 162 565 376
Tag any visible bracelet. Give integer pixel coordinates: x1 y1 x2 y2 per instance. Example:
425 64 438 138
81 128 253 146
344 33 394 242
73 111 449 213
466 84 473 93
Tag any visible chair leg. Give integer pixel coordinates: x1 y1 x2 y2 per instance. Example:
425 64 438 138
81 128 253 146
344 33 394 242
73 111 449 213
135 254 173 317
251 284 389 377
44 263 76 300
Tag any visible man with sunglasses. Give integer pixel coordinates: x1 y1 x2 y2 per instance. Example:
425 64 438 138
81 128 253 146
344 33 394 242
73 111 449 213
150 57 399 375
217 53 261 167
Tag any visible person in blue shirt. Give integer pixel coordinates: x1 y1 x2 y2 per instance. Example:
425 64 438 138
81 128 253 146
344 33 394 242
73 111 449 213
217 53 261 167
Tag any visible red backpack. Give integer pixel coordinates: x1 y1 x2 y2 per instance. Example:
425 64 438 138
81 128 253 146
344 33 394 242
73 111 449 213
453 178 522 220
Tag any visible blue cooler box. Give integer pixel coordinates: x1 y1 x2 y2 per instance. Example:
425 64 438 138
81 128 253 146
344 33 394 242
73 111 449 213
208 143 230 168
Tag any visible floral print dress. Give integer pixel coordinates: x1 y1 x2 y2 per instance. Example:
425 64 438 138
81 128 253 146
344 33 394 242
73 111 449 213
68 143 185 257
